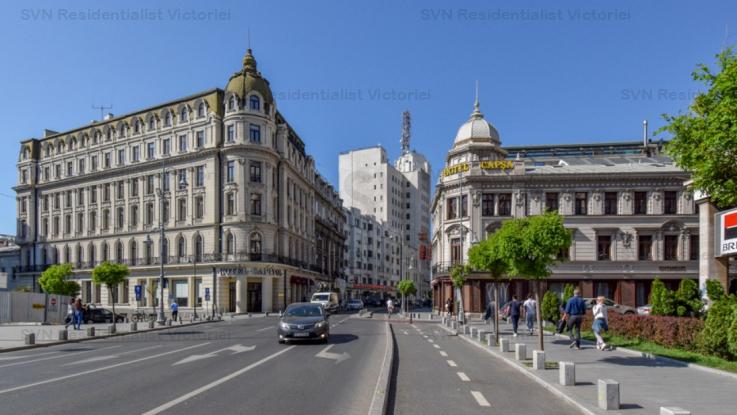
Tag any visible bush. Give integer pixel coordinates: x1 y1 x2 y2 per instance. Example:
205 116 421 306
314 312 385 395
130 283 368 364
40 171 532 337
729 303 737 357
582 312 703 351
541 291 560 324
698 297 736 359
651 279 676 316
706 279 725 302
675 279 703 317
562 284 575 305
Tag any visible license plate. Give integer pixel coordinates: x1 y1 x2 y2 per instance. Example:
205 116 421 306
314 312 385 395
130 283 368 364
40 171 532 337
294 332 310 338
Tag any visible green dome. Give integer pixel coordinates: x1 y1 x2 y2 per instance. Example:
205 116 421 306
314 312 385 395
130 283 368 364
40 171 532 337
225 49 274 104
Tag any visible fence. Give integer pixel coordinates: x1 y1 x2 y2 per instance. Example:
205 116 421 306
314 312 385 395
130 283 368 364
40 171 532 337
0 292 71 324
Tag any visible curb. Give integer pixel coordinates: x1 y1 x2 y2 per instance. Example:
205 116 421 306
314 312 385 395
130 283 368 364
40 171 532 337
438 323 597 415
368 321 395 415
0 319 222 353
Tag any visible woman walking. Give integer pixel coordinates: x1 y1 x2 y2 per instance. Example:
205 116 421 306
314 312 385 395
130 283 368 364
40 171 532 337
592 296 609 350
73 298 84 330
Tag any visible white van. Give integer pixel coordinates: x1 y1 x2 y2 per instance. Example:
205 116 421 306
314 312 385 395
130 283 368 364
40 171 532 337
311 292 340 314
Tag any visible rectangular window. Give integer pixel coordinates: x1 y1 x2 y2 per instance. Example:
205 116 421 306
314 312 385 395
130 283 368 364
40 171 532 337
77 189 84 206
174 280 189 307
65 191 72 208
196 130 205 148
162 138 171 156
104 153 111 168
163 171 170 192
43 195 49 212
634 192 647 214
690 235 699 261
117 149 125 165
44 167 49 181
78 159 85 174
90 187 97 204
178 170 187 189
597 235 612 260
177 199 186 221
498 193 511 216
460 194 468 217
89 211 96 231
131 180 138 197
195 166 205 187
451 238 462 265
664 235 679 260
251 193 262 215
226 192 235 215
144 203 153 225
54 194 60 209
146 175 154 195
178 134 187 152
481 194 494 216
103 184 110 202
76 212 83 233
227 125 235 142
664 191 678 214
55 164 61 178
162 199 170 223
249 124 261 143
545 192 559 213
250 161 262 183
132 145 140 162
67 162 73 176
574 192 588 215
64 214 71 234
638 235 652 260
604 192 618 215
91 156 98 171
226 161 235 183
446 197 457 220
102 209 109 230
117 181 124 200
195 196 204 219
130 205 138 227
147 142 155 159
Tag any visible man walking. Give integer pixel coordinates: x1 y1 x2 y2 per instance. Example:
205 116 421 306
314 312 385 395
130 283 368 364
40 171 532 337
509 295 522 337
523 294 537 335
170 301 179 322
563 288 587 349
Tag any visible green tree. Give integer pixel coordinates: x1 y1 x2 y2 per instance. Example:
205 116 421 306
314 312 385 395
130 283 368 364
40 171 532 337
562 283 576 305
449 263 472 323
91 262 129 331
397 280 417 313
674 278 703 317
705 279 725 303
468 232 509 347
541 291 561 325
661 48 737 209
698 296 736 359
651 279 677 316
728 303 737 357
38 264 80 297
496 213 572 351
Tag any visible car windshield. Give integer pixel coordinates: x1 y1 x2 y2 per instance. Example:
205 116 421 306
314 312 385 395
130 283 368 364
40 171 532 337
286 305 323 317
312 294 329 301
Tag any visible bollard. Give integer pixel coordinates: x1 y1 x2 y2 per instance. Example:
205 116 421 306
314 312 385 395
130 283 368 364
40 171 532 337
58 329 68 341
660 408 691 415
486 333 494 347
559 361 575 386
130 322 137 332
24 333 35 345
108 325 116 334
451 321 458 330
499 338 510 352
148 321 155 329
86 327 95 337
167 320 172 326
466 326 473 336
532 351 545 370
515 343 527 361
597 379 620 410
477 330 489 341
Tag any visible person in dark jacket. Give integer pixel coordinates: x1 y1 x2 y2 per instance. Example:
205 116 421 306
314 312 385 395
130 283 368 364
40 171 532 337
509 295 522 336
563 288 587 349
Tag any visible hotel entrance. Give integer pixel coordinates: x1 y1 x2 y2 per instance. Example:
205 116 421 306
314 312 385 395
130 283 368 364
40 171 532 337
247 282 262 312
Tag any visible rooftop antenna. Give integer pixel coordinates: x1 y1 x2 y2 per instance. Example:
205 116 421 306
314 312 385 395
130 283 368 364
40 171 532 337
248 28 251 49
91 102 112 121
401 110 411 154
643 119 648 147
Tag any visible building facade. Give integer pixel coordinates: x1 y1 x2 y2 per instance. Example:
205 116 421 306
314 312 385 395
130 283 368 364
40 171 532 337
0 235 20 291
14 48 343 314
431 98 698 313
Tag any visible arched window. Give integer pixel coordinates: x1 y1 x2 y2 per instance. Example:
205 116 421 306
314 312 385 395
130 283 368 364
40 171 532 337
148 117 155 131
76 245 82 268
250 233 262 260
228 95 237 111
145 240 152 265
116 242 124 263
249 95 260 111
106 129 112 141
194 234 203 262
177 236 185 259
197 103 205 118
180 107 188 121
164 112 172 127
64 245 70 263
94 132 101 144
101 242 108 262
130 241 137 266
88 244 96 267
226 233 234 256
134 119 141 134
162 238 169 264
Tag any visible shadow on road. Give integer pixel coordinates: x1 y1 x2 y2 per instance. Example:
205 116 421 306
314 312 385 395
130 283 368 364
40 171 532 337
328 334 358 345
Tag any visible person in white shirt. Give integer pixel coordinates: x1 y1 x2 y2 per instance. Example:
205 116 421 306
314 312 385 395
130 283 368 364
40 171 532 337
592 296 609 350
64 298 74 329
386 298 394 316
523 295 537 335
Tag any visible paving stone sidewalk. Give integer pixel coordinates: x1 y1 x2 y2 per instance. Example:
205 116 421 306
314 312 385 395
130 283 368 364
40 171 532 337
445 317 737 415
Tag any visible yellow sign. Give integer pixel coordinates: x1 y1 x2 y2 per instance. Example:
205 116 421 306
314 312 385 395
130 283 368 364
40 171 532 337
441 163 469 177
480 160 514 170
32 303 45 309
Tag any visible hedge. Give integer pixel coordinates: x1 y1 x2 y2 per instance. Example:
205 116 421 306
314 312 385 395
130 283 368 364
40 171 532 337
582 312 703 351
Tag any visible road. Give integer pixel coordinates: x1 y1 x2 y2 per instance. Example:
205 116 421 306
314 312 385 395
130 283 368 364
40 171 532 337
389 319 581 415
0 313 387 415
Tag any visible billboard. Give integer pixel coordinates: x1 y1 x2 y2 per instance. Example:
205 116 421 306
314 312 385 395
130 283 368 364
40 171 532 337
716 208 737 257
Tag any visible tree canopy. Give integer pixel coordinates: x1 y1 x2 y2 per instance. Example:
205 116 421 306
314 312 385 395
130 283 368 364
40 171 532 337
397 280 417 297
91 262 129 289
662 48 737 208
38 264 80 297
468 232 508 280
497 213 572 279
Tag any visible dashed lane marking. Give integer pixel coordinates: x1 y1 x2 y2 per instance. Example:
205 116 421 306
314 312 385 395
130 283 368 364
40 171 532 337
427 339 434 344
255 327 272 332
457 372 470 382
439 351 448 357
433 344 440 349
447 360 457 367
0 351 58 361
471 391 491 407
0 345 122 369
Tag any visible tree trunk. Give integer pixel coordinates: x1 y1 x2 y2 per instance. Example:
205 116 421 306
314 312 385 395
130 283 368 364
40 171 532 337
110 286 117 332
494 281 500 347
535 280 544 351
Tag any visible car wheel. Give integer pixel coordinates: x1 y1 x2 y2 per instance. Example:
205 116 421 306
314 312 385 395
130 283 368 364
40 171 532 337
278 339 285 344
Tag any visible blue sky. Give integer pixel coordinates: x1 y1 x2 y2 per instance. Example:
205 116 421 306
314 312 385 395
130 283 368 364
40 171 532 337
1 0 735 234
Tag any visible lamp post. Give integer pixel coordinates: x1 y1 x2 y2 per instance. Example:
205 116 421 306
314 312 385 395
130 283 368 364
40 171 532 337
192 252 198 320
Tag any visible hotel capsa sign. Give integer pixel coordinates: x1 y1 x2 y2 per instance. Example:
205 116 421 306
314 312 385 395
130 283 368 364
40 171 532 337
441 160 514 177
716 207 737 257
219 266 283 276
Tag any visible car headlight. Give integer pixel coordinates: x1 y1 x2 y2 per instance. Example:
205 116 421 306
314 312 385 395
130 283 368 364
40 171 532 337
314 321 326 328
280 322 290 330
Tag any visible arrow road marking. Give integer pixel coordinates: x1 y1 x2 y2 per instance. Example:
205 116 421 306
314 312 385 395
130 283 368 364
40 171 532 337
173 344 255 366
315 344 350 364
62 345 162 366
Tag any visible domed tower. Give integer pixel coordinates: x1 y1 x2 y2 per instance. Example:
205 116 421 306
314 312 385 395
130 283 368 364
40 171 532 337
225 48 275 113
446 94 507 165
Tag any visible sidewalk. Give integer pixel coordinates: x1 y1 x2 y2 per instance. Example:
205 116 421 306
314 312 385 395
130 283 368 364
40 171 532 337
444 318 737 415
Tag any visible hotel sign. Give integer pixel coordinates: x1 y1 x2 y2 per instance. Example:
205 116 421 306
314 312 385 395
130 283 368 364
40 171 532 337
219 266 283 277
715 208 737 257
441 160 514 177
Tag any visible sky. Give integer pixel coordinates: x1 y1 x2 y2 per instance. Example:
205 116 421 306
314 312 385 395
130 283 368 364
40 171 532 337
1 0 735 234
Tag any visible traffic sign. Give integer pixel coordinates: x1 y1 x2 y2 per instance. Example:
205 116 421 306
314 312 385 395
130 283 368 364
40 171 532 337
134 285 142 301
204 288 210 301
50 297 57 306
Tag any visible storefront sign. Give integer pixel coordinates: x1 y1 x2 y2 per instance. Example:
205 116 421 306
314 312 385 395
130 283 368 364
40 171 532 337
219 266 283 277
351 283 395 292
716 208 737 257
441 163 469 177
441 160 515 177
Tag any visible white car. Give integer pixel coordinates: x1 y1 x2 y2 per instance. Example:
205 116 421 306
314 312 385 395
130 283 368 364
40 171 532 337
637 304 652 315
311 292 340 314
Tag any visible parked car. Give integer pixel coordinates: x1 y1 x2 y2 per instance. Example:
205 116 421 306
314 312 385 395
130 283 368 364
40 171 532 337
311 292 340 314
278 303 330 344
83 305 126 324
637 304 652 315
583 298 637 315
345 299 364 311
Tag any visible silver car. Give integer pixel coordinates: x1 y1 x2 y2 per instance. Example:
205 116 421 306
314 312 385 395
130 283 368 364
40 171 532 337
583 298 637 315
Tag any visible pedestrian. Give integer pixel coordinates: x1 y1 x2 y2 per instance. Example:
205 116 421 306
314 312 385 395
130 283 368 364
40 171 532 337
64 298 74 329
592 296 609 350
386 298 394 315
170 301 179 322
445 298 453 318
523 294 537 335
73 298 83 330
483 301 494 324
563 288 587 349
509 295 522 336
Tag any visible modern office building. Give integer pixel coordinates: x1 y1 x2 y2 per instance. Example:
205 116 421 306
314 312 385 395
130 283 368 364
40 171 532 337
431 98 698 313
14 48 343 314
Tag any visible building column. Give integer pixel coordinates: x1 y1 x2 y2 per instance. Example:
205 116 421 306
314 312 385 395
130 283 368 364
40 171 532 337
235 277 245 313
698 199 729 293
262 276 273 313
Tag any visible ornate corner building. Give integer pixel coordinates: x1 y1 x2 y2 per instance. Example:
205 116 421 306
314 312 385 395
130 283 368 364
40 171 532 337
13 48 345 314
431 98 697 313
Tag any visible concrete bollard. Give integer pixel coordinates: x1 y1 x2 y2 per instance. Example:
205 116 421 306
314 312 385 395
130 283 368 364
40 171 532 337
559 361 575 386
477 330 489 342
515 343 527 360
58 329 68 341
468 326 475 336
24 333 35 345
108 325 116 334
130 322 137 332
86 327 95 337
486 333 494 347
166 320 172 326
148 321 155 329
660 408 691 415
597 379 620 410
451 321 458 330
499 338 510 352
532 351 545 370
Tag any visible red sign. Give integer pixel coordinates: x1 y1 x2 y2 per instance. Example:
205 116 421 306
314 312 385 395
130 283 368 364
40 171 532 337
725 211 737 240
351 283 395 292
50 297 57 306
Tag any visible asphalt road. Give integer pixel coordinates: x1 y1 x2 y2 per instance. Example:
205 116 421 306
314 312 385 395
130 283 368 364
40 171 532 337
0 313 387 415
390 319 582 415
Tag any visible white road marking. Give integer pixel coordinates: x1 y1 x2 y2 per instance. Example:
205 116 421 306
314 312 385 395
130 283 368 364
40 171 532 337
433 344 440 349
422 335 428 339
0 342 210 395
255 326 272 332
433 330 440 335
368 322 391 415
457 372 470 382
428 339 434 344
471 391 491 407
447 360 457 367
142 346 295 415
439 351 448 357
62 345 161 366
0 351 58 361
402 330 408 335
173 344 255 366
0 345 122 369
315 344 350 364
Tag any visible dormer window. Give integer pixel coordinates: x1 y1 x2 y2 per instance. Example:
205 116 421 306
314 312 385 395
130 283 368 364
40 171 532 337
164 112 172 127
198 103 205 118
134 120 141 134
249 95 260 110
149 117 155 131
228 96 237 111
106 130 112 141
94 132 101 144
180 107 188 122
